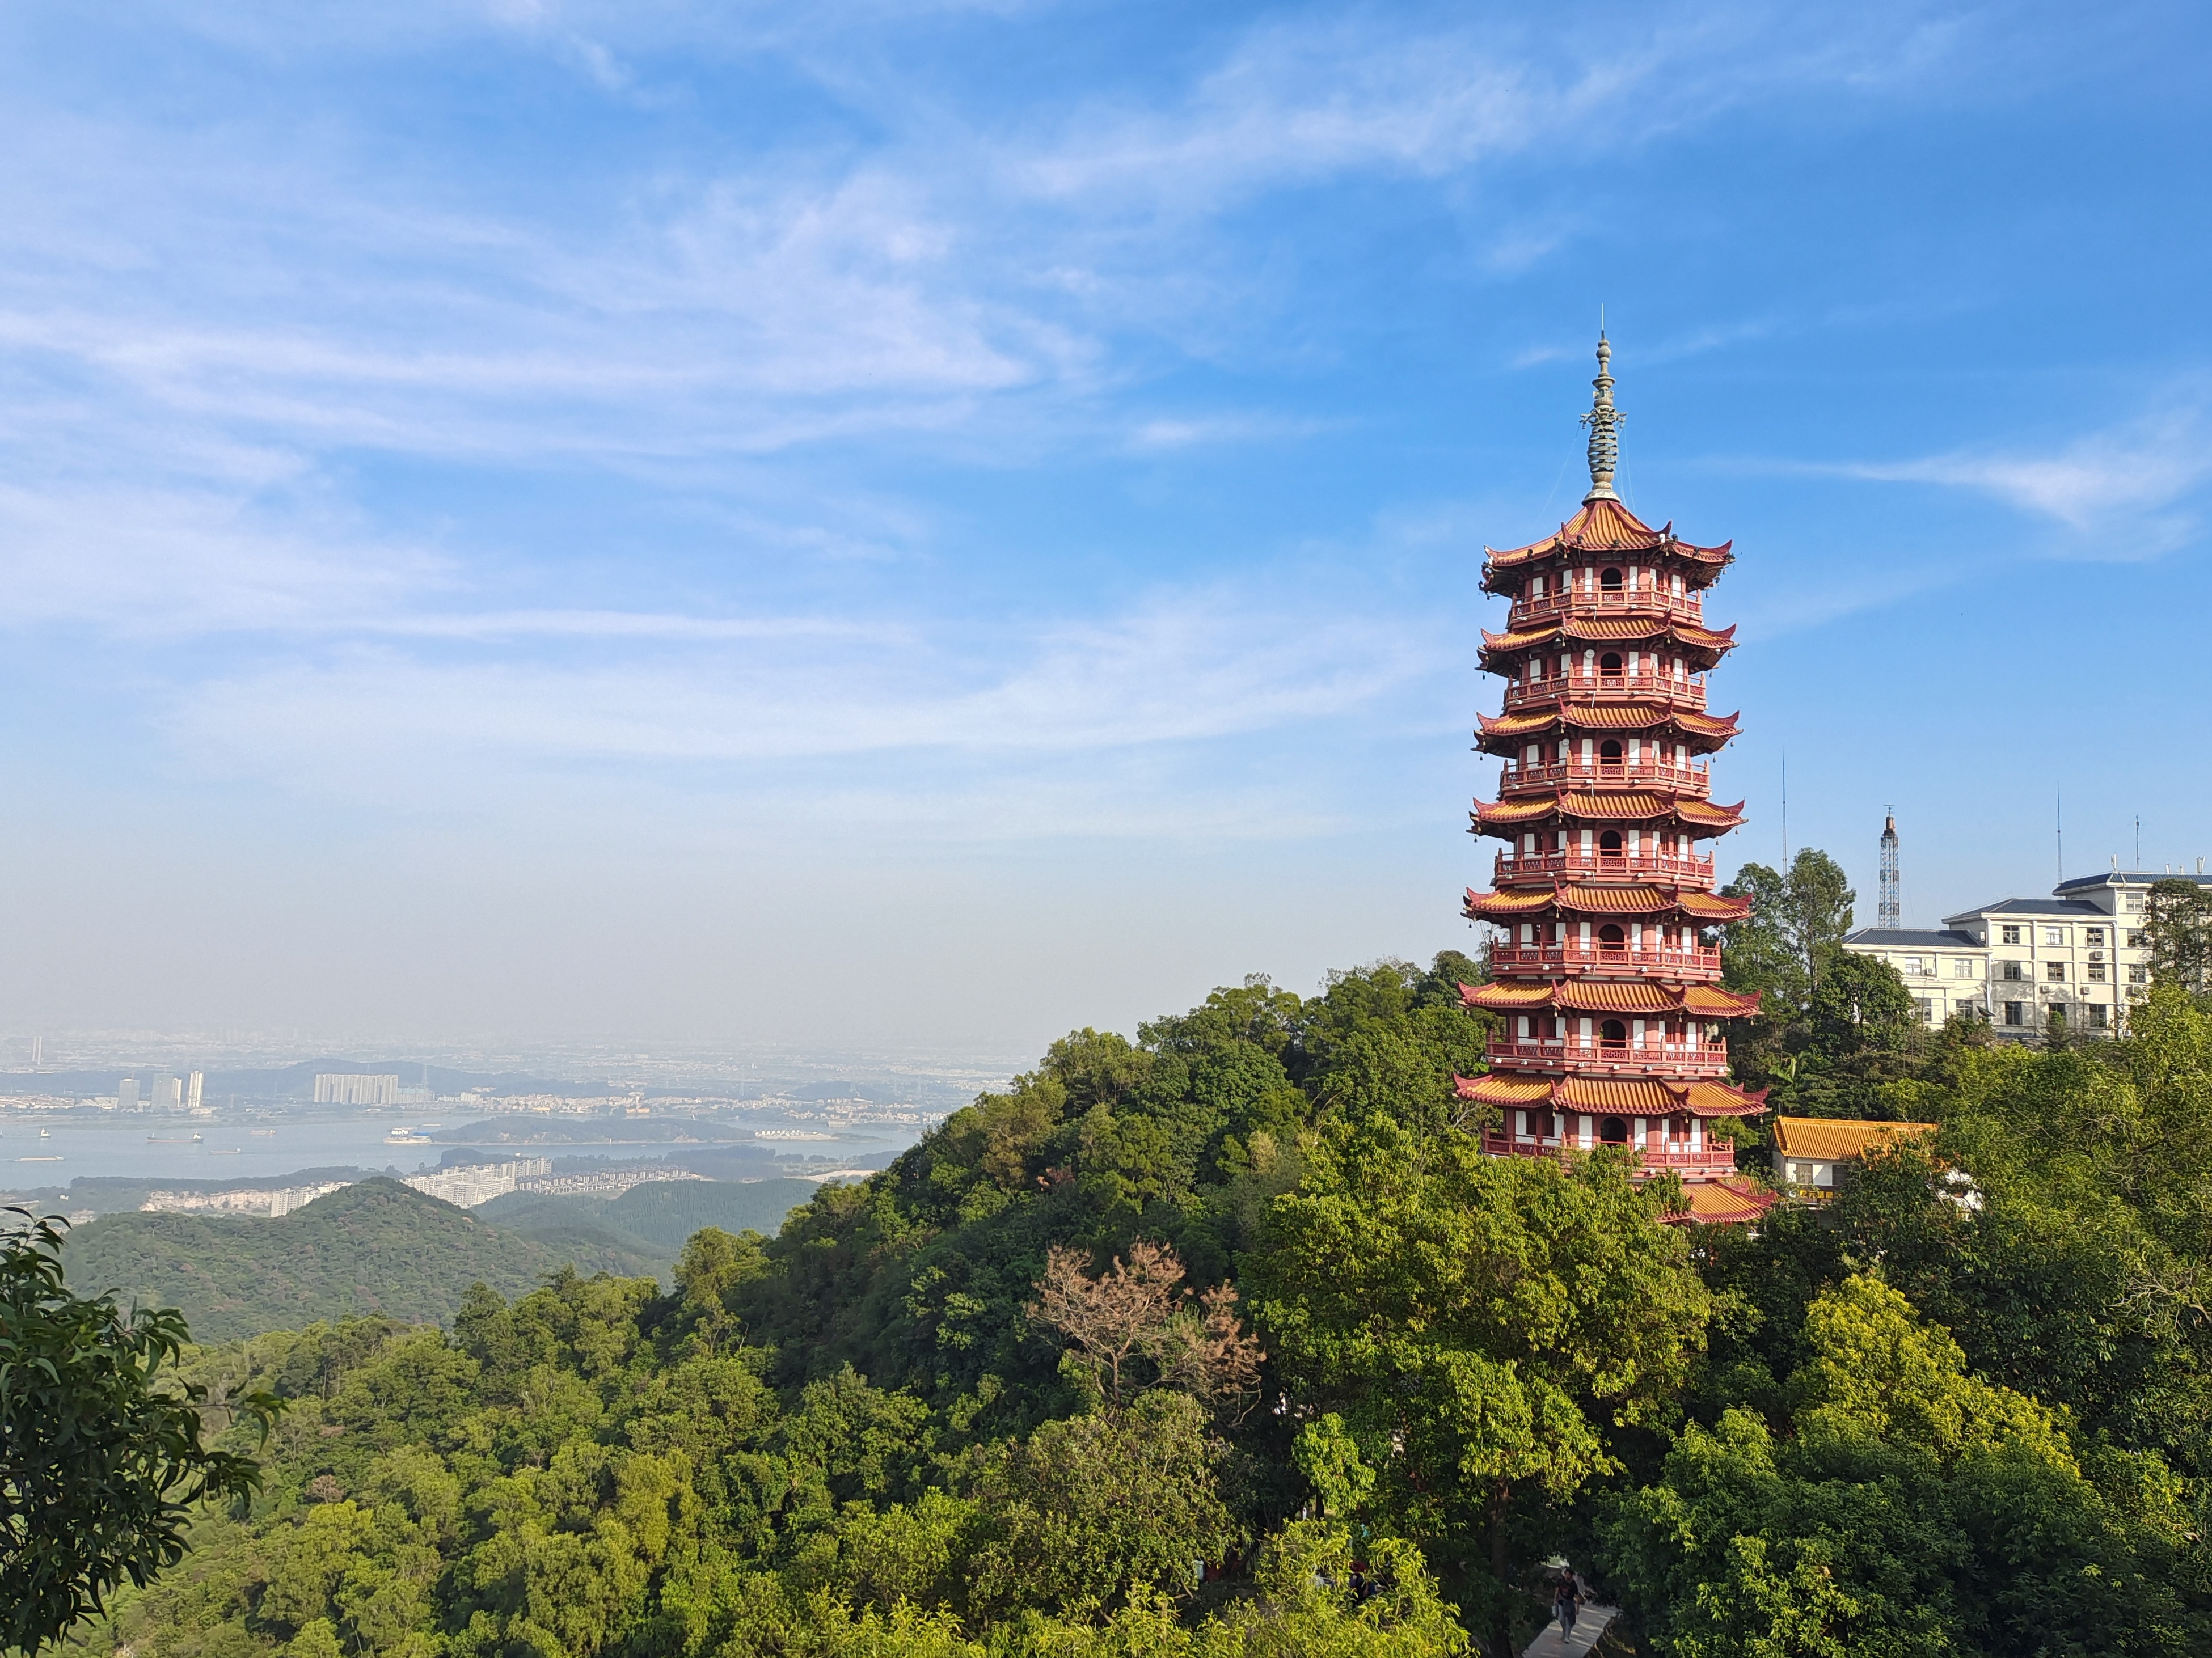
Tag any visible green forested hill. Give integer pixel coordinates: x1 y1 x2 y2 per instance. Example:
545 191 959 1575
479 1175 820 1249
58 1178 600 1341
58 944 2212 1657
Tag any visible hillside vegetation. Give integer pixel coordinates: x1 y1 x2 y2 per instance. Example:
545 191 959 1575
57 1181 626 1342
77 948 2212 1655
479 1177 821 1256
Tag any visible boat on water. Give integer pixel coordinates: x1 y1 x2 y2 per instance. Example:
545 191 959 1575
18 1155 62 1162
39 1127 50 1137
147 1135 191 1143
250 1129 277 1136
210 1147 242 1155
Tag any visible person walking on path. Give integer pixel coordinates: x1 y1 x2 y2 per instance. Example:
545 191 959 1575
1552 1569 1579 1644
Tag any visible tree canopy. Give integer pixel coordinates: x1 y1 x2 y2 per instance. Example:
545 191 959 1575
2 1211 275 1655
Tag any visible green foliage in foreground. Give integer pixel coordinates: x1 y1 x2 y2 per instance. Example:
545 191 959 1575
54 968 2212 1657
58 1182 610 1343
2 1211 275 1655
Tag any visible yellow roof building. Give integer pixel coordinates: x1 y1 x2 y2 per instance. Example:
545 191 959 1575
1771 1116 1936 1195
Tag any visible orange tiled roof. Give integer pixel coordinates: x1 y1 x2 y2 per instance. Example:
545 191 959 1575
1676 799 1749 830
1454 1072 1769 1117
1685 1080 1768 1116
1771 1116 1936 1161
1466 979 1665 1013
1464 887 1556 916
1462 885 1752 923
1472 796 1568 826
1683 985 1763 1018
1670 1179 1777 1225
1471 792 1747 833
1483 498 1733 568
1454 1071 1554 1104
1474 704 1741 755
1462 979 1761 1018
1479 617 1738 655
1679 890 1754 922
1555 1076 1681 1110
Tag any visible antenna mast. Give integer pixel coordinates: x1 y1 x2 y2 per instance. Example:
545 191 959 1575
1879 809 1901 932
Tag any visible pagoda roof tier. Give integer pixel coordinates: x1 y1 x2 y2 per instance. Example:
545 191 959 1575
1454 1070 1768 1118
1666 1179 1779 1225
1478 704 1740 745
1482 498 1732 589
1471 792 1749 837
1466 884 1751 923
1460 979 1762 1019
1480 617 1737 661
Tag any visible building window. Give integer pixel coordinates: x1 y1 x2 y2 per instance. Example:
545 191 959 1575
2046 961 2067 982
2001 924 2023 944
2089 1004 2109 1029
2004 1001 2027 1026
1914 997 1934 1023
1903 955 1924 976
1953 958 1975 978
2127 930 2146 948
2086 928 2105 946
2044 926 2068 946
2127 895 2146 912
2088 963 2107 981
2002 961 2027 981
2130 965 2149 983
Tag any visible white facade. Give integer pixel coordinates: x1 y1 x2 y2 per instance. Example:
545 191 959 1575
314 1072 401 1105
403 1158 554 1208
1843 869 2211 1037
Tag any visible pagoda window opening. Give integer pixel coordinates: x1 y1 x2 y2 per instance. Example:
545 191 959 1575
1599 1115 1630 1144
1600 651 1623 673
1598 924 1627 950
1601 1019 1628 1048
1601 566 1625 591
1599 739 1624 764
1530 576 1545 598
1599 830 1624 855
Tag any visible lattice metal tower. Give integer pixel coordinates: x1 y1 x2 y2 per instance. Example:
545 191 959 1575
1878 809 1902 932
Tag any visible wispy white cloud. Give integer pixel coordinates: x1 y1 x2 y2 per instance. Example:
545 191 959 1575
1840 401 2212 555
171 585 1440 777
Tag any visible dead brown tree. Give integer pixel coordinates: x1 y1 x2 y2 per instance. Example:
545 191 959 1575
1028 1240 1264 1417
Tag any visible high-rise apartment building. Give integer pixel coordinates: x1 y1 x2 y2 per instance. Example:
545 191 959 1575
313 1073 401 1106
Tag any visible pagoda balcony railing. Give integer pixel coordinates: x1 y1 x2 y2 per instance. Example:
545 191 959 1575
1484 1038 1730 1078
1488 941 1724 980
1477 1130 1737 1177
1509 590 1703 629
1494 848 1716 885
1500 672 1708 713
1501 757 1709 795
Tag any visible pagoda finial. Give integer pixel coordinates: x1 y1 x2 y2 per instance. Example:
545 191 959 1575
1580 332 1623 503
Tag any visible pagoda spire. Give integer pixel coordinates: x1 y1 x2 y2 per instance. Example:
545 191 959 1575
1580 334 1623 503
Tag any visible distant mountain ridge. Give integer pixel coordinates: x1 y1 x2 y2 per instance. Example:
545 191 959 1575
57 1174 824 1343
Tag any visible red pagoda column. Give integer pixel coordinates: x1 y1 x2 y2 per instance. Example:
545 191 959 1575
1454 338 1772 1225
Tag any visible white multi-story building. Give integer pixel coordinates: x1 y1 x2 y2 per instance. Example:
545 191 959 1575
314 1072 400 1106
1843 868 2211 1037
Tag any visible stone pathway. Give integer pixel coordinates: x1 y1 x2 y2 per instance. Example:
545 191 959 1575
1522 1602 1619 1657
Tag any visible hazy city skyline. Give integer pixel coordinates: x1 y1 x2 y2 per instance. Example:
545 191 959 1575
1 0 2206 1056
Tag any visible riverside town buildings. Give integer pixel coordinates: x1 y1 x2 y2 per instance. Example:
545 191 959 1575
1453 337 1774 1225
1842 868 2212 1036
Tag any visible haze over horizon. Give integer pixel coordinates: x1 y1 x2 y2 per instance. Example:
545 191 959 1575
2 0 2206 1058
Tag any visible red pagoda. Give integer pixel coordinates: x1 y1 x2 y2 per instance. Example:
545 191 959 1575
1454 338 1772 1224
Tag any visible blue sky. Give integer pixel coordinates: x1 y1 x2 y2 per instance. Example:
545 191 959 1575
1 0 2206 1055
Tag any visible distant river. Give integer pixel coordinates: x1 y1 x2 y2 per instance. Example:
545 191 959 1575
1 1114 915 1189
